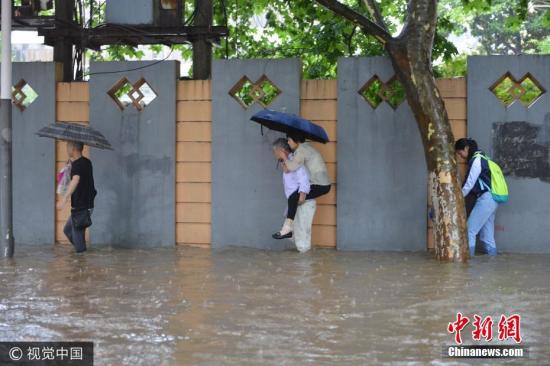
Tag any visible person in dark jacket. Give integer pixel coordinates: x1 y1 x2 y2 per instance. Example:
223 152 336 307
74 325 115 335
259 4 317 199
455 138 498 256
56 141 96 253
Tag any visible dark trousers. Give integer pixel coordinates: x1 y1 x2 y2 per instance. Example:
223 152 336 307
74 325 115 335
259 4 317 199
287 184 331 220
63 215 87 253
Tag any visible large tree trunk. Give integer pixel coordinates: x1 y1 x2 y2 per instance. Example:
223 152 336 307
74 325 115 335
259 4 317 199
385 0 468 261
387 39 468 261
314 0 469 261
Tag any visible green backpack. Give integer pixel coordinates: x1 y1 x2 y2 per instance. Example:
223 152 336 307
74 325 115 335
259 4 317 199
473 152 509 203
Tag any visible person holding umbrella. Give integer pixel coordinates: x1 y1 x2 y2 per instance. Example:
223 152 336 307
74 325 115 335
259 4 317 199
250 109 332 240
272 132 331 239
37 122 112 253
57 141 97 253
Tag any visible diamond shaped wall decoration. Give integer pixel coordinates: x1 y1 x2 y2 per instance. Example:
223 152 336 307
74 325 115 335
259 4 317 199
358 75 405 110
229 75 281 109
490 72 545 108
12 79 39 111
108 77 158 111
518 74 545 107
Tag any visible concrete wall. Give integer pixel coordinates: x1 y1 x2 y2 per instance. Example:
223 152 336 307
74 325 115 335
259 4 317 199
52 79 341 249
336 57 426 251
11 62 57 245
211 59 302 249
46 59 473 251
176 78 464 251
89 61 178 247
468 55 550 253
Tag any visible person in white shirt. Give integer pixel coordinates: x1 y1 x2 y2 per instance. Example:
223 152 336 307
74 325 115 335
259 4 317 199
273 133 332 238
271 138 311 239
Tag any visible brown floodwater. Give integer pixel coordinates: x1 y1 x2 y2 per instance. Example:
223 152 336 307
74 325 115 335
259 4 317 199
0 245 549 365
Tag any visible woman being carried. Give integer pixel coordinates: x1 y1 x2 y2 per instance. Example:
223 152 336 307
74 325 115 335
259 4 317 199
272 132 331 239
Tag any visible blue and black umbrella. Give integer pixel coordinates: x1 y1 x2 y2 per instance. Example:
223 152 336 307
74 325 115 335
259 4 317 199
250 109 329 143
36 122 113 150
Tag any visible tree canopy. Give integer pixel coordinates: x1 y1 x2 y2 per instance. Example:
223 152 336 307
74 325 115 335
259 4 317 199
84 0 547 78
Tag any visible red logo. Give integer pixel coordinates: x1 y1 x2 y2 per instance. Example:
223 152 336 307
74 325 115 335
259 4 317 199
498 314 522 343
448 312 470 344
472 314 493 341
448 313 522 344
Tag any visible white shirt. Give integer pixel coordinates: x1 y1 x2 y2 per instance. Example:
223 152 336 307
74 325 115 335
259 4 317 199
282 154 311 199
462 156 482 197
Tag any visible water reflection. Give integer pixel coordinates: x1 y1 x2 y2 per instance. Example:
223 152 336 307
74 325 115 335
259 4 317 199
1 245 549 365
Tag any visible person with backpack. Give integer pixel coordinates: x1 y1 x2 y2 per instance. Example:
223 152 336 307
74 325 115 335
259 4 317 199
455 138 509 257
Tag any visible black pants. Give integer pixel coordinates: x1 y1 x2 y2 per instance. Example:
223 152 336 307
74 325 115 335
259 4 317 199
287 184 331 220
63 214 88 253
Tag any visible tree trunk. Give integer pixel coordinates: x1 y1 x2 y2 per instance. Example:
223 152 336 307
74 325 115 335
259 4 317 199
385 35 468 262
314 0 469 261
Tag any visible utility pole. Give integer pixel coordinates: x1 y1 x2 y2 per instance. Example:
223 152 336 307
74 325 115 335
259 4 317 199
1 0 15 257
54 0 75 81
192 0 213 79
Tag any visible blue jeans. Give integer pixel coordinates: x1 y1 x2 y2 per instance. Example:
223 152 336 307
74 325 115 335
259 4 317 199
467 192 498 256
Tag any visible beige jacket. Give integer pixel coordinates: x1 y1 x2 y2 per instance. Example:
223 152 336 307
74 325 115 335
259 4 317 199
285 143 331 186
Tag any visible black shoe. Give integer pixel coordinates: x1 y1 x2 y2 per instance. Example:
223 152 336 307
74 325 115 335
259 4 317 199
272 231 293 240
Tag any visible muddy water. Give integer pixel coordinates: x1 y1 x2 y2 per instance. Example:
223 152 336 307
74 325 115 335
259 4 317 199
1 245 549 365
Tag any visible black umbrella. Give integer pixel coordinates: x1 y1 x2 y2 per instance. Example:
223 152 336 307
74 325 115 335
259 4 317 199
36 122 113 150
250 109 330 143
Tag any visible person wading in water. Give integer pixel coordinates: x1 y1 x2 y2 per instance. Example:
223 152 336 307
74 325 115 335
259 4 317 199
272 132 331 239
455 138 508 256
57 141 97 253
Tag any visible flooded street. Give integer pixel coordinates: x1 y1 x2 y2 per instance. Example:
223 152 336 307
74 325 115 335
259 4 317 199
1 245 549 365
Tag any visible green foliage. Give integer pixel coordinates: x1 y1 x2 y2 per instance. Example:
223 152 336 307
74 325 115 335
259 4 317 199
542 8 550 28
359 76 405 109
490 73 545 107
462 0 550 55
519 76 544 107
491 75 516 106
212 0 467 78
535 35 550 52
212 0 388 78
81 0 540 78
433 54 468 78
360 78 384 108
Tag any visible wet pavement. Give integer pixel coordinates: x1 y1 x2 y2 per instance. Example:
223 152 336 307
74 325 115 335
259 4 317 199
1 245 549 365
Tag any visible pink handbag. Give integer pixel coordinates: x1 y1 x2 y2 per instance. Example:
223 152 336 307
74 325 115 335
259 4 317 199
56 161 72 195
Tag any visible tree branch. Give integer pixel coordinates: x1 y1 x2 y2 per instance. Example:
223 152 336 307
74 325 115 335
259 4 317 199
362 0 388 31
315 0 392 44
